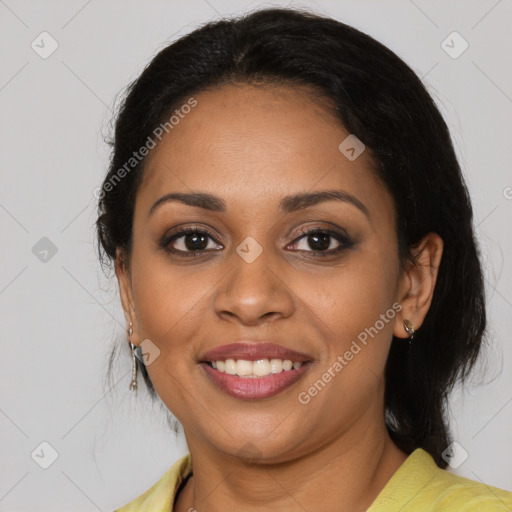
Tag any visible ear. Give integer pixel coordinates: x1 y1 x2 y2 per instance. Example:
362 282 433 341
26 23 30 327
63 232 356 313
393 232 443 339
115 248 139 345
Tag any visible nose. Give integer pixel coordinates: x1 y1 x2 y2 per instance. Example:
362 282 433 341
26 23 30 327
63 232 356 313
213 247 295 326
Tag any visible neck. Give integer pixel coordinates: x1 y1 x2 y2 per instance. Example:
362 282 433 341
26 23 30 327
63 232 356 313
174 418 407 512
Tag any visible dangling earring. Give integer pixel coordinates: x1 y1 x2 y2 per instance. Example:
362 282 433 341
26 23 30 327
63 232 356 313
403 319 415 344
128 321 138 392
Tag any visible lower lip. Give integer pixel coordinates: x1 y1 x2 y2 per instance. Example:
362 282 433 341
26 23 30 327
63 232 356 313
200 362 312 399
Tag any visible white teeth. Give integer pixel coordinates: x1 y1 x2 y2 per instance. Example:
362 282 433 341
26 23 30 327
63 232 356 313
282 360 293 371
225 359 237 375
236 359 253 376
270 358 283 373
209 358 303 377
253 359 271 377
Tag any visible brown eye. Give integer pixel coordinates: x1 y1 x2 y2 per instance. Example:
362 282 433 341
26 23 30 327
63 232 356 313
288 228 353 254
163 228 223 255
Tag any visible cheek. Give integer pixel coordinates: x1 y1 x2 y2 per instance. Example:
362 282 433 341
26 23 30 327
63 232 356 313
128 250 207 414
294 248 399 392
302 249 398 336
292 260 398 428
130 243 210 342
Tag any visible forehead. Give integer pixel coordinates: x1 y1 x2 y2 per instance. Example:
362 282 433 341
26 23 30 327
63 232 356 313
137 83 391 218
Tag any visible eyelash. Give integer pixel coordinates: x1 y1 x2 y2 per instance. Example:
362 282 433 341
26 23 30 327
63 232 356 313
161 225 354 258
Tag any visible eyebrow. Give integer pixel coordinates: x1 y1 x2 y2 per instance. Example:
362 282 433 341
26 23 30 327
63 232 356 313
148 189 369 218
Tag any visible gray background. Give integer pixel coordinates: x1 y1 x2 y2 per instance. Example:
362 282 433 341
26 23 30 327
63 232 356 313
1 0 511 510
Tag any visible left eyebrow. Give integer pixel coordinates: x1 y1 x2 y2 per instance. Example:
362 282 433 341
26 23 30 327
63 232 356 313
279 189 370 219
148 189 369 219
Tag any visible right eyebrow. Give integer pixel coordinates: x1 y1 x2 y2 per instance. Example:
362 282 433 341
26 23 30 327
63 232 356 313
148 192 226 217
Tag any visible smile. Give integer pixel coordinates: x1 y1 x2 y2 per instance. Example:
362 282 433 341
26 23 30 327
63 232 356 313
199 341 313 399
207 358 303 377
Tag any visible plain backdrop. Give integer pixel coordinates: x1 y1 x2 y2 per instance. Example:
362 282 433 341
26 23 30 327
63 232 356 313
1 0 511 510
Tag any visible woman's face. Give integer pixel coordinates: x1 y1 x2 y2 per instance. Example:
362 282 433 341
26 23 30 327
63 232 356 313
118 84 410 462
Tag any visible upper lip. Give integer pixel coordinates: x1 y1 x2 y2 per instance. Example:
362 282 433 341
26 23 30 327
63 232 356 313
199 342 312 362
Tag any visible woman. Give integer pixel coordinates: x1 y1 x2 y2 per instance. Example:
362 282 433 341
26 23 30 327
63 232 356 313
96 7 512 511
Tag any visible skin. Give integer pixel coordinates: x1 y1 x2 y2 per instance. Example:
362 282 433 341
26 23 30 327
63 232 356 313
116 83 443 512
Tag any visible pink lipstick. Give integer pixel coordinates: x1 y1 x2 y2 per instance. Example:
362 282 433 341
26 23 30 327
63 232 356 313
199 342 313 400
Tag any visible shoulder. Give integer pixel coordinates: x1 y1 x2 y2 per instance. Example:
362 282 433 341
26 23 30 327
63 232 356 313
428 467 512 510
114 454 192 512
369 448 512 511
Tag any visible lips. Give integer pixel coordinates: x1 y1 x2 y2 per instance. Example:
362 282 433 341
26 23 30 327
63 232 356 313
198 342 313 400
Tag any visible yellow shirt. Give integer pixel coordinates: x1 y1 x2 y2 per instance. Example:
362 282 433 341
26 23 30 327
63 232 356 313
114 448 512 511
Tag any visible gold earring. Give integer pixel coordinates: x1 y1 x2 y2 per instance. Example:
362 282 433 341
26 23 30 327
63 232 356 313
403 319 415 343
128 321 138 392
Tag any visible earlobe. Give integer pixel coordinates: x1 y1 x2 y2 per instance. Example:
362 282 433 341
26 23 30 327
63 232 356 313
393 232 443 339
